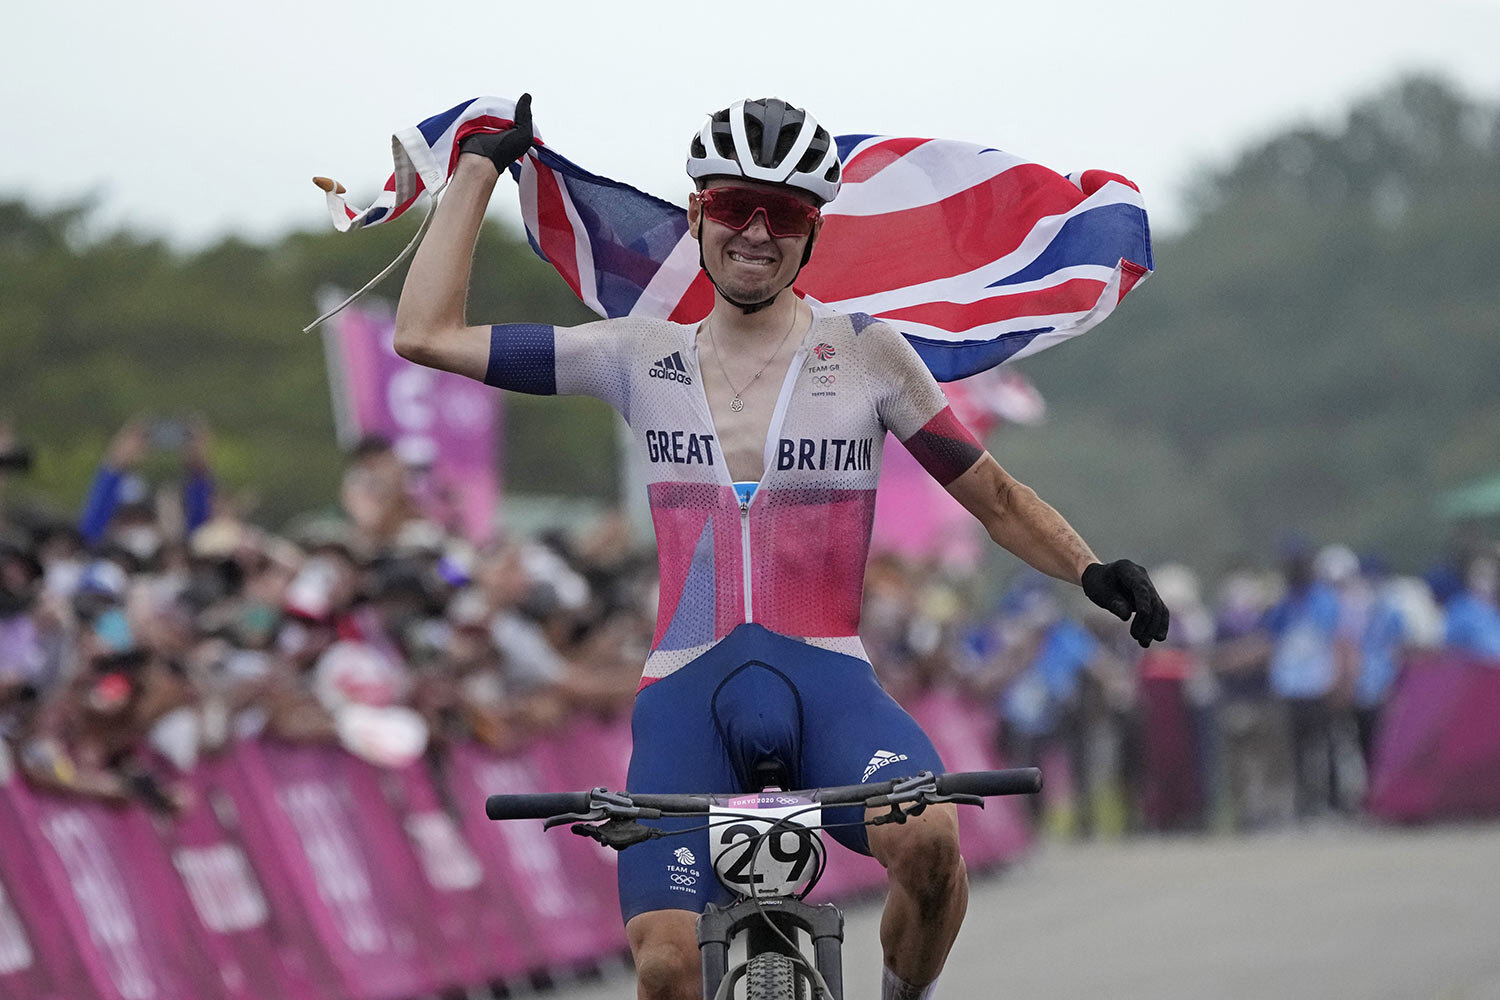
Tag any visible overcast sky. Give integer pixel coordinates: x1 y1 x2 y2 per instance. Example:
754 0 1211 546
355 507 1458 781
6 0 1499 246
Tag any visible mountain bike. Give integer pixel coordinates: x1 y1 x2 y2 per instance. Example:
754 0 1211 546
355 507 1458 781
485 766 1041 999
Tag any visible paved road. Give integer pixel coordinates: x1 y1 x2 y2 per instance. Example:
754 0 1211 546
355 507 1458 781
546 823 1500 999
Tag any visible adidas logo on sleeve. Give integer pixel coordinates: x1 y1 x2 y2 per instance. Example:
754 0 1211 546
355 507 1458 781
649 351 693 385
861 749 911 782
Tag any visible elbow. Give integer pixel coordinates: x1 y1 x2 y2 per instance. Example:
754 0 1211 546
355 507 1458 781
393 321 437 367
981 476 1029 544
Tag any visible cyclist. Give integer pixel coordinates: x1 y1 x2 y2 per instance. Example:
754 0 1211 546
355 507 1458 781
395 95 1169 1000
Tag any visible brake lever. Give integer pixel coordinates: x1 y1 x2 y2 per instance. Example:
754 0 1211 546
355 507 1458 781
541 787 659 829
543 810 605 830
866 783 985 825
570 817 662 849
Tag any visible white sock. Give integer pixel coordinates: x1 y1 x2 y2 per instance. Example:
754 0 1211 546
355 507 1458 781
882 966 938 1000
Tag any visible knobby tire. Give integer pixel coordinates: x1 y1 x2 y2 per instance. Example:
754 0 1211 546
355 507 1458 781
744 952 808 1000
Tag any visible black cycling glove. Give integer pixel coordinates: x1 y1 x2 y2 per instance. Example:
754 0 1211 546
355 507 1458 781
459 93 535 173
1081 559 1170 648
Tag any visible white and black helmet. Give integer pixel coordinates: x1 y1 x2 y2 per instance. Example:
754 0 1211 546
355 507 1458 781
687 98 842 204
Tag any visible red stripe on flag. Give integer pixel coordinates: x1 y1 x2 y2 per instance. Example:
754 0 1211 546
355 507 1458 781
533 166 584 299
448 114 516 175
799 163 1086 302
841 137 933 184
1119 259 1147 297
878 278 1106 333
667 272 715 323
1076 169 1139 195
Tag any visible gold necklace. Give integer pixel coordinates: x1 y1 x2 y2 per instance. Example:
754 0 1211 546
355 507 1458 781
706 305 801 413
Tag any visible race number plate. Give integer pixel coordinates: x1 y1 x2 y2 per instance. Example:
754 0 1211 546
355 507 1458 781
708 793 823 899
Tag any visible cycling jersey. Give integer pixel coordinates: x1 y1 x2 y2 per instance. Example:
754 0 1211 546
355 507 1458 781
484 309 982 686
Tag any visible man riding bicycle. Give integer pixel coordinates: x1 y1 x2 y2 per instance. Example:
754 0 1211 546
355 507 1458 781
394 95 1169 1000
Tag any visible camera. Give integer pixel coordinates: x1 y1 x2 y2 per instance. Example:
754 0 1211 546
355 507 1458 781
0 444 32 474
148 419 190 451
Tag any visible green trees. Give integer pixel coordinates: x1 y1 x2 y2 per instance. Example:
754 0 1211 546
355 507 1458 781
1006 75 1500 571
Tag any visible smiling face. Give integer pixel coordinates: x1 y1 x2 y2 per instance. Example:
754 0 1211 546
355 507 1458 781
688 178 823 306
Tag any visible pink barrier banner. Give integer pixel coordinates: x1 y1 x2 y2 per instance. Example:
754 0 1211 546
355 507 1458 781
0 703 1040 1000
527 725 630 956
0 777 201 1000
344 756 529 984
321 298 501 543
158 771 318 1000
1367 652 1500 822
446 740 624 967
0 773 92 1000
214 739 439 1000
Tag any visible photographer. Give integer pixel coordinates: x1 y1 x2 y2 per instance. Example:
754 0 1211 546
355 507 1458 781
78 416 215 555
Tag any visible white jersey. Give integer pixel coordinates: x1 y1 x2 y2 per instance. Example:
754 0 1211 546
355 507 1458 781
484 308 982 686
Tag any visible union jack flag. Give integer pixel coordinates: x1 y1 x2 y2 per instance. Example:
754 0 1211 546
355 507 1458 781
316 97 1153 381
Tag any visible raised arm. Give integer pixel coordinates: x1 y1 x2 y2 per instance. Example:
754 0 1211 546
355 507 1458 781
394 95 537 380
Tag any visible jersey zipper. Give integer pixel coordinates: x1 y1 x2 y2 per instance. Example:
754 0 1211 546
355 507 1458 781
739 497 753 622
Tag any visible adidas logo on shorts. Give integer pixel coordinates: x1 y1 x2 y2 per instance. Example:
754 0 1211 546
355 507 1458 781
862 749 910 783
649 351 693 384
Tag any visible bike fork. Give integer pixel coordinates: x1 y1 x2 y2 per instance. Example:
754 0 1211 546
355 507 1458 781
698 897 845 999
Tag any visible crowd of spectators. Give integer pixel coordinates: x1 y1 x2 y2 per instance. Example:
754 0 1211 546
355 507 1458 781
2 418 1499 840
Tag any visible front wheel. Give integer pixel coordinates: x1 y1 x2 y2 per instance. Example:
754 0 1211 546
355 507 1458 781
744 952 808 1000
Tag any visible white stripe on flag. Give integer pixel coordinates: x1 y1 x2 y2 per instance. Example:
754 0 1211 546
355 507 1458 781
517 157 542 248
825 140 1031 218
554 173 606 316
631 232 702 319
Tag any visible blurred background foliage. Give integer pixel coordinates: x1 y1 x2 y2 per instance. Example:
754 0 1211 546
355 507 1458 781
2 74 1496 572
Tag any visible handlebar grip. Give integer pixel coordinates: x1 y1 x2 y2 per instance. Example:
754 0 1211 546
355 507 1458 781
936 768 1042 797
485 791 592 821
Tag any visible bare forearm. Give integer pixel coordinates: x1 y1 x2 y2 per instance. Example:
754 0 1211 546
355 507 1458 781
393 156 499 373
949 457 1098 584
986 478 1098 583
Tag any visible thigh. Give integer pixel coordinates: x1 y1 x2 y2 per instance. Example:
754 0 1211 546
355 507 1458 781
791 651 946 856
619 675 739 923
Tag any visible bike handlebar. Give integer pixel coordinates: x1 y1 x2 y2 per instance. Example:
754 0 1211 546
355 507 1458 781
484 768 1041 821
484 791 593 821
935 768 1043 798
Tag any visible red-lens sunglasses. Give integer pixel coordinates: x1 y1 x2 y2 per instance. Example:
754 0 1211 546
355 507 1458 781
696 187 821 238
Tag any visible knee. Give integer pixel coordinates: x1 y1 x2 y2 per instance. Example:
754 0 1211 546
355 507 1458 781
629 923 700 1000
876 808 965 905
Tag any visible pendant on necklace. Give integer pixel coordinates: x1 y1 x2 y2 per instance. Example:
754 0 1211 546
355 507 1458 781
730 396 745 412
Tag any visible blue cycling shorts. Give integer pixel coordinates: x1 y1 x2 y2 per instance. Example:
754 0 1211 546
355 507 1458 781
617 623 945 924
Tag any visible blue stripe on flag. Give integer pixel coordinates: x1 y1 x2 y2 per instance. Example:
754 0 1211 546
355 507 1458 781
363 207 388 225
901 326 1057 382
986 203 1151 288
525 148 690 319
418 99 477 147
835 134 877 161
